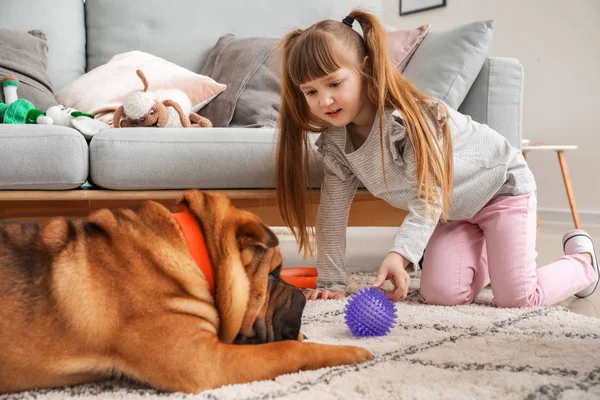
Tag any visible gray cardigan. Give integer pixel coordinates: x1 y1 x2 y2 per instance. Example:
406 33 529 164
314 100 536 291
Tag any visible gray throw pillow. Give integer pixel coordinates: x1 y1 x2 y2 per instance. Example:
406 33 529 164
199 35 280 128
403 20 495 110
0 29 58 111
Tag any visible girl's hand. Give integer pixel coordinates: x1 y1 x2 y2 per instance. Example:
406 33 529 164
372 252 410 301
304 289 346 300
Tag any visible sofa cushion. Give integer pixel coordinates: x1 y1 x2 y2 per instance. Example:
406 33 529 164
84 0 383 74
0 0 85 90
0 29 58 112
459 57 524 149
0 125 89 190
56 51 227 124
403 20 494 109
89 128 324 190
200 36 281 128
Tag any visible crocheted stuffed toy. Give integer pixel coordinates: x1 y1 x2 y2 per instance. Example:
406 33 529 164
46 105 94 126
46 105 111 140
0 76 53 124
113 70 212 128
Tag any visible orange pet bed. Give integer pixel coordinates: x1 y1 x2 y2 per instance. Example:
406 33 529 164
280 267 318 289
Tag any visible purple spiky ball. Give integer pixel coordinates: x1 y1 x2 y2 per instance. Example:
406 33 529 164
344 287 397 337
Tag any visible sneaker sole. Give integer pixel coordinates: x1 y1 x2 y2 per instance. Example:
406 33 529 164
563 231 599 298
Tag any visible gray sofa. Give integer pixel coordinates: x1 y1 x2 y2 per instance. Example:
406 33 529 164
0 0 523 197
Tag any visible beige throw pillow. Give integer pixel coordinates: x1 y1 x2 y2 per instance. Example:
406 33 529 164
56 51 227 123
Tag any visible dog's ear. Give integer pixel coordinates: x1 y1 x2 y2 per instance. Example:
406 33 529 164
176 189 215 219
177 190 251 344
237 221 279 250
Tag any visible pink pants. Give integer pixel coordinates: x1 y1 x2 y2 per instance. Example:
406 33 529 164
420 192 596 307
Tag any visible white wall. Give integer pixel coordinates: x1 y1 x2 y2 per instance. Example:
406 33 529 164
383 0 600 227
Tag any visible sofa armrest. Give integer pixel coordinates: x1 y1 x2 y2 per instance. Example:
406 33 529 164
458 57 524 149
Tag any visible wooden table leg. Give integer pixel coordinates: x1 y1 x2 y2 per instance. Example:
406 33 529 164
557 150 581 229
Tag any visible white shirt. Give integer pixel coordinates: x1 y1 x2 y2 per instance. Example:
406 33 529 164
314 99 536 291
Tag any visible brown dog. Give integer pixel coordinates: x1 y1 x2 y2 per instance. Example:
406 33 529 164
0 190 372 394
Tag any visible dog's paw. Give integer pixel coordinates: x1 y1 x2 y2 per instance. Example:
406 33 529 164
337 345 373 365
307 344 373 370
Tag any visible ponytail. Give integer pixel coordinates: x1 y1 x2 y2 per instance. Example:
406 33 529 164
350 9 453 221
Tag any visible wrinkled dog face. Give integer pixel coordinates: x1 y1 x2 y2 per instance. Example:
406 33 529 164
178 190 306 345
234 237 306 344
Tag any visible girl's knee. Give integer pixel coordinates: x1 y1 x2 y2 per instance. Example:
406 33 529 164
493 295 534 308
490 283 540 307
420 281 473 306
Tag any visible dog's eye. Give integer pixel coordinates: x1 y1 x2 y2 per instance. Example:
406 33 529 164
149 109 155 115
139 116 145 122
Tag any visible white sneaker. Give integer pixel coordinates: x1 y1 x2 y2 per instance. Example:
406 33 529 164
562 229 599 298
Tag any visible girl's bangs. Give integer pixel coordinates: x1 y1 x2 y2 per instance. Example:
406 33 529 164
287 32 349 86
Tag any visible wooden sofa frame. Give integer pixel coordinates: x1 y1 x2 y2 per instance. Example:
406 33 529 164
0 189 408 226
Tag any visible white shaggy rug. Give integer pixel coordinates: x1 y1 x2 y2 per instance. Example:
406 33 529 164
2 273 599 400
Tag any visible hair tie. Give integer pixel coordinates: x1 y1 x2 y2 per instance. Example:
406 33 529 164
342 15 354 28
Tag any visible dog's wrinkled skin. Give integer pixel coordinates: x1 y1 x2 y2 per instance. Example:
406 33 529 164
0 190 372 394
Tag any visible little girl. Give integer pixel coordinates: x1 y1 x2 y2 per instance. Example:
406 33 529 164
275 10 598 307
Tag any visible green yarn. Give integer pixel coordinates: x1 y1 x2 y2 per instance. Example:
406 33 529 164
26 108 45 124
2 98 35 124
71 111 95 119
1 79 19 88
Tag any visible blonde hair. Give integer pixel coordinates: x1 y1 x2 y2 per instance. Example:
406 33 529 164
276 9 453 257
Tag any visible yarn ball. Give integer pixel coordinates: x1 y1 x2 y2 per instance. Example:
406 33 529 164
344 287 397 337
